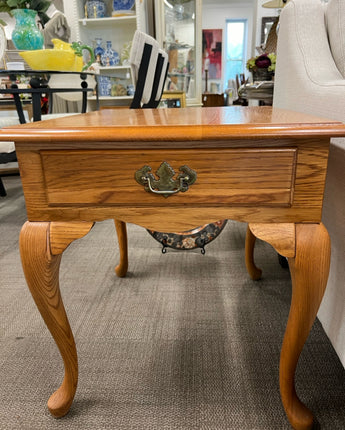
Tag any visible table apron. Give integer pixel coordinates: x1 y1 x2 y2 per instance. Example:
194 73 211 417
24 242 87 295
16 139 330 229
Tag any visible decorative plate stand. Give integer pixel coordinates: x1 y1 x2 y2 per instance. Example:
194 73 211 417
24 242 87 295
147 220 228 254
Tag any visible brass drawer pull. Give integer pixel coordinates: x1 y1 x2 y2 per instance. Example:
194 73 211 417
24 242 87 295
135 161 197 198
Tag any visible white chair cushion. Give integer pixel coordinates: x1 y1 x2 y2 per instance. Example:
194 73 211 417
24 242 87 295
0 117 21 156
326 0 345 77
0 141 15 153
130 30 159 104
0 117 21 128
40 113 80 121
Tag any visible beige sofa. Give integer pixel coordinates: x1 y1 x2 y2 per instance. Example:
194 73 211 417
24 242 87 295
273 0 345 366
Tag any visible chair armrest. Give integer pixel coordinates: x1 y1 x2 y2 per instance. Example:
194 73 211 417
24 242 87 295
273 0 345 122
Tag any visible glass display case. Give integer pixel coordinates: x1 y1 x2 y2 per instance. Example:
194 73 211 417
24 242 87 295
154 0 202 106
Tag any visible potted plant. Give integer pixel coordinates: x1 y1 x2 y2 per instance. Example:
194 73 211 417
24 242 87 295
246 52 276 81
0 0 52 50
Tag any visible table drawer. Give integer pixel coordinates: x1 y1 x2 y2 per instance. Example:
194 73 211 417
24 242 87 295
41 148 297 207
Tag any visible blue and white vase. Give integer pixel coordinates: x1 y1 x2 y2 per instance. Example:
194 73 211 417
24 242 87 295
86 0 107 18
98 76 112 96
101 41 120 66
113 0 135 13
94 38 104 64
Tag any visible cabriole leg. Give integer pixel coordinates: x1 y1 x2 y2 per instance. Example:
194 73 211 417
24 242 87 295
281 223 330 429
19 221 94 417
245 225 262 280
114 219 128 277
248 222 330 430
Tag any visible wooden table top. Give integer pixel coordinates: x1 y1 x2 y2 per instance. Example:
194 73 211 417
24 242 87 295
1 106 345 144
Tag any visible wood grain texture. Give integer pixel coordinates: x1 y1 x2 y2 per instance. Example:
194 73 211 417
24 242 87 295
114 219 128 277
252 222 330 429
248 223 296 258
15 137 329 226
50 222 94 255
282 223 331 430
2 107 345 143
245 225 262 280
19 222 78 418
40 148 296 207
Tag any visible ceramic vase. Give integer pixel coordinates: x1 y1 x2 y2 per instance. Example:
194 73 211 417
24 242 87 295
101 41 120 66
86 0 107 18
94 38 104 64
113 0 135 13
98 75 112 96
11 9 44 51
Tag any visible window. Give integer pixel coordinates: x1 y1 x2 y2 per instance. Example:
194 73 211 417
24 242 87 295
225 20 247 84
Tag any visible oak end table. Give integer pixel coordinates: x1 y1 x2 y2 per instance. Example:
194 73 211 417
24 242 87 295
2 106 345 430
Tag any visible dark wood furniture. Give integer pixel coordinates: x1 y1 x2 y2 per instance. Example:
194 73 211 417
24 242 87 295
202 93 224 107
2 106 345 430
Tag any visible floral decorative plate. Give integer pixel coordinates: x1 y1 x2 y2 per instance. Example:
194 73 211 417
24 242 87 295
147 220 227 252
113 0 135 11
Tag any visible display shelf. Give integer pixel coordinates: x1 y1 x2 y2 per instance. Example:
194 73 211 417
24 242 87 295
168 72 194 78
78 16 137 25
89 95 133 101
154 0 202 107
63 0 147 107
99 65 131 71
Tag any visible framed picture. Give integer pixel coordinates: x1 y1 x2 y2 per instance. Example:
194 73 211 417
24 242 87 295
159 91 186 108
202 29 222 79
261 16 279 45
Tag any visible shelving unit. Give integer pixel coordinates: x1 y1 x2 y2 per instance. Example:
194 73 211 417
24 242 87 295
154 0 202 107
63 0 147 108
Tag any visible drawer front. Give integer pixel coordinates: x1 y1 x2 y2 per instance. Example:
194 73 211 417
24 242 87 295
41 148 297 207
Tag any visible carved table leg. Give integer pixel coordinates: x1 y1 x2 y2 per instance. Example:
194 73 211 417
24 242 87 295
114 219 128 278
19 221 94 418
248 223 330 430
245 225 262 280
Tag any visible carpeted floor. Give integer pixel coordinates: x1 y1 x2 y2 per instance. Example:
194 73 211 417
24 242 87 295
1 176 344 430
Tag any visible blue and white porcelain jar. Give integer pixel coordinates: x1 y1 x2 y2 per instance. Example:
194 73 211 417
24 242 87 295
113 0 135 13
94 38 104 64
86 0 107 18
101 41 120 66
98 75 112 96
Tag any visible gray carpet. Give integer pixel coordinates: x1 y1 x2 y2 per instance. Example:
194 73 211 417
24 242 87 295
1 176 344 430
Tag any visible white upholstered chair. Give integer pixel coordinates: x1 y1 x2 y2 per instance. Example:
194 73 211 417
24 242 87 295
0 114 28 196
273 0 345 366
130 30 169 109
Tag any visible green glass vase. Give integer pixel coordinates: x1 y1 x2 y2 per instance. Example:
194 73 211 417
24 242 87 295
11 9 44 51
